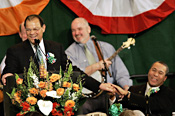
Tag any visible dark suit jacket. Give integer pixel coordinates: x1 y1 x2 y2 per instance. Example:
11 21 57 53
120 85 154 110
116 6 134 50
121 83 175 116
2 39 100 92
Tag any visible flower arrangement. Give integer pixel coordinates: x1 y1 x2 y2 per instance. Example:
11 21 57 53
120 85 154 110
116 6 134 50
7 58 84 116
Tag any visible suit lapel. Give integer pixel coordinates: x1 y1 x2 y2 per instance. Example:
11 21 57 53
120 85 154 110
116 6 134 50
23 40 35 57
23 40 38 66
43 40 50 69
138 84 147 96
131 84 147 96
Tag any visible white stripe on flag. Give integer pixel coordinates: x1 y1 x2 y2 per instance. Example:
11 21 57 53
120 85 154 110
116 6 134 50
0 0 23 8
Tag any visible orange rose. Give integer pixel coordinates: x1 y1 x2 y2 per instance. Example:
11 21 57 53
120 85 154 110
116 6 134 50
65 100 75 108
29 88 38 96
16 78 23 85
63 82 71 88
56 88 64 96
73 84 80 91
38 81 46 88
40 90 47 98
26 97 37 105
49 74 61 82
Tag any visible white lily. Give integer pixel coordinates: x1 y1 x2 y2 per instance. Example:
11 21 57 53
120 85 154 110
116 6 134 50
72 92 78 101
30 74 39 88
37 100 53 116
46 91 61 98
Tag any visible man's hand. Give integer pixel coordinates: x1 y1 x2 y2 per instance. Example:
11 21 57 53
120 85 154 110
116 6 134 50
85 58 112 76
99 83 117 95
123 85 130 91
2 73 13 85
108 85 129 101
112 84 128 96
98 59 112 70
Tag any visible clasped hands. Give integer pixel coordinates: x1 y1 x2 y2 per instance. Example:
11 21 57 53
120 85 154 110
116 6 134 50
100 83 129 100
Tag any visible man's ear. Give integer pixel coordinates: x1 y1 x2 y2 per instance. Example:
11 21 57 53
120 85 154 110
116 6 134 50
88 25 91 33
164 76 167 82
42 24 46 32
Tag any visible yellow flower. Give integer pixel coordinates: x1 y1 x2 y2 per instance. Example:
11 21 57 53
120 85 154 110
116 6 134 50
45 82 53 91
49 74 61 82
63 81 71 88
29 88 38 96
56 88 64 96
14 91 22 104
73 84 80 91
38 81 46 89
40 65 48 78
40 90 47 98
65 100 75 108
26 97 37 105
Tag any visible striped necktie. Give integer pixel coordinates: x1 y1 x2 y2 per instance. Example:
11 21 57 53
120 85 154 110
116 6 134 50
35 45 44 66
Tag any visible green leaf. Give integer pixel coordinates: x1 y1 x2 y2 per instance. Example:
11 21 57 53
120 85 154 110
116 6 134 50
6 92 12 99
30 106 35 111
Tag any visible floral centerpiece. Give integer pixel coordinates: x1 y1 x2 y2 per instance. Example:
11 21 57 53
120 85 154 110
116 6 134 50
7 58 84 116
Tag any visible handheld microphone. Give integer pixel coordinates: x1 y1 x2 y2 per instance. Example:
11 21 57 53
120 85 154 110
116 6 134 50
34 39 46 56
34 39 40 45
91 35 97 41
33 38 47 68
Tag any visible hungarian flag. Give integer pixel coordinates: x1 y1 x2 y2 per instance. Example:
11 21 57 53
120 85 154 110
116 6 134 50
0 0 49 36
61 0 175 34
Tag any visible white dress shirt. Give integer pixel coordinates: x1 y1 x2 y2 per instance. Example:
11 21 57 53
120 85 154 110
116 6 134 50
30 39 47 69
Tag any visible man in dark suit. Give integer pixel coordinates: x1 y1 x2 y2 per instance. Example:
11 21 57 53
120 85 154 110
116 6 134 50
1 14 117 94
113 61 175 116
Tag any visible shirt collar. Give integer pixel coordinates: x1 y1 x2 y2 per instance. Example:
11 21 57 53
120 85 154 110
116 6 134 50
145 82 160 96
30 39 45 54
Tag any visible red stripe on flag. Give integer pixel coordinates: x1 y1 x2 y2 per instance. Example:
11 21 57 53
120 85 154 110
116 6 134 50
61 0 175 34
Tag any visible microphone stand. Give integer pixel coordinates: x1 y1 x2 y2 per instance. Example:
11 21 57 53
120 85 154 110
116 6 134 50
34 39 46 68
34 39 40 66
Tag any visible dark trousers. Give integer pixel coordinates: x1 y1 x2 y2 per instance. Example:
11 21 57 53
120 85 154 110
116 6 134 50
0 102 4 116
77 92 109 115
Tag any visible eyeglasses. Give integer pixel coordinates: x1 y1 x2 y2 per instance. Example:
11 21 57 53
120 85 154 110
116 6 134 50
26 27 41 33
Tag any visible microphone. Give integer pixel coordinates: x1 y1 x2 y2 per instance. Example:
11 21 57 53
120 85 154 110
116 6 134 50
91 35 97 41
33 39 46 65
35 39 40 45
34 39 46 56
